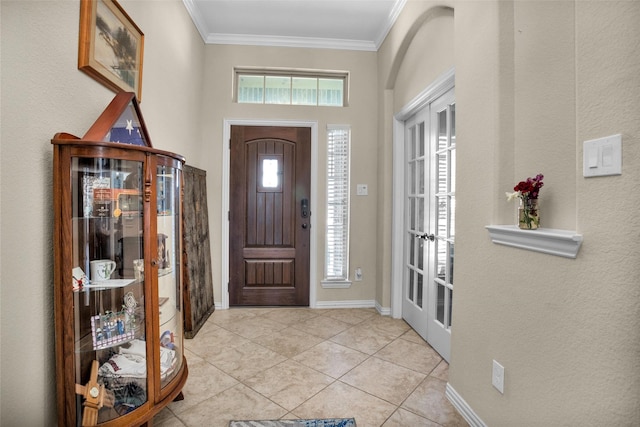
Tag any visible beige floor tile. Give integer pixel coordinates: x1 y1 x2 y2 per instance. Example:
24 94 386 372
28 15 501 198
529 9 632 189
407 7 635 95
402 377 469 426
293 381 396 427
382 408 440 427
176 384 287 427
340 357 426 405
154 409 187 427
430 360 450 381
260 308 321 326
319 308 377 325
219 315 290 339
374 337 442 376
205 341 287 381
210 308 262 326
330 323 398 355
167 352 239 414
189 316 221 337
243 360 334 411
185 325 250 359
252 326 325 358
292 340 369 378
398 327 427 344
367 315 411 337
291 314 352 339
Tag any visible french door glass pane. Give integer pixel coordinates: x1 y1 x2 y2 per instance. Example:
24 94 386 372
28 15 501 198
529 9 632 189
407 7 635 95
450 148 456 192
418 159 425 194
437 197 447 237
408 268 414 300
436 240 446 281
437 153 447 194
417 273 423 308
436 284 445 323
448 288 453 327
438 110 447 150
449 243 455 284
450 196 456 238
418 123 425 157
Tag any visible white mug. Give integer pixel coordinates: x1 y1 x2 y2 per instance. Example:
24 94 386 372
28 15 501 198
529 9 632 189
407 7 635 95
90 259 116 282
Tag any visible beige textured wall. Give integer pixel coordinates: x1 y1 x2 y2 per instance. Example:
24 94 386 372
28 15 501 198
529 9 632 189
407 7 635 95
0 1 204 424
201 45 380 306
380 0 640 424
451 0 640 424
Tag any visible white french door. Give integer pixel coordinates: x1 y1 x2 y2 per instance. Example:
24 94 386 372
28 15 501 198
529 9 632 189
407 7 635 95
401 88 455 362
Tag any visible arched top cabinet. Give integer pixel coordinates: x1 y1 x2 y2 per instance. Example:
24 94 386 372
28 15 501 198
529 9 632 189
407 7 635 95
52 92 188 426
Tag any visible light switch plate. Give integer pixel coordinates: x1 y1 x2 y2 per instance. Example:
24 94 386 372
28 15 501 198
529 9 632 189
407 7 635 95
356 184 368 196
583 134 622 177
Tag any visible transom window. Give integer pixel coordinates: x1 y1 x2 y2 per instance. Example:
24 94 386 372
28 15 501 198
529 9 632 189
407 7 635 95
235 68 348 107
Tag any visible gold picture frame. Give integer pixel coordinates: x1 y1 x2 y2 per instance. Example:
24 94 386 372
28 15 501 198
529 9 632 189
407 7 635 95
78 0 144 100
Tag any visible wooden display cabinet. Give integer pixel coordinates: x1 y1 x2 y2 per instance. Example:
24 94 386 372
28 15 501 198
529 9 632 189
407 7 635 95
52 93 188 426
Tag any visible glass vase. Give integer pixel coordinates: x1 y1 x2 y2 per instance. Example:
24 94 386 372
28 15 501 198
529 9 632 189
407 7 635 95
518 198 540 230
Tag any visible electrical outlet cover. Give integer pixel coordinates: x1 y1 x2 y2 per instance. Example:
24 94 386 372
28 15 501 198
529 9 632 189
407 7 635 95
492 360 504 394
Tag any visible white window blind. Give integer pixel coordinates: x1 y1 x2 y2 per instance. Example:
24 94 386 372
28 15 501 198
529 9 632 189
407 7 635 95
325 126 350 281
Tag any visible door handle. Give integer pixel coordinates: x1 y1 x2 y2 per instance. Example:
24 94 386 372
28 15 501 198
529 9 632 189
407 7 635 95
418 233 435 242
301 198 309 218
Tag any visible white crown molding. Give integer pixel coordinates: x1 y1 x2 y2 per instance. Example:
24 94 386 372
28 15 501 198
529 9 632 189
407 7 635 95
206 33 378 51
182 0 209 42
374 0 407 49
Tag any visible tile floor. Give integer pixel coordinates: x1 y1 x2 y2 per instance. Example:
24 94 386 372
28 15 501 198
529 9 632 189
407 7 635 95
154 307 468 427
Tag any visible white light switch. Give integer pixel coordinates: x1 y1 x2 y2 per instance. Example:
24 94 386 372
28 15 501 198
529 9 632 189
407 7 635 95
583 134 622 177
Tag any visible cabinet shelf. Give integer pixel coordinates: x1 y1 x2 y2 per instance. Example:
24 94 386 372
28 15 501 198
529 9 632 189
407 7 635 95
486 225 583 258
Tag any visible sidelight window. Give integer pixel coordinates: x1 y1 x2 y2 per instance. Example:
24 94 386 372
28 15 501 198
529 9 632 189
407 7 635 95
324 126 350 282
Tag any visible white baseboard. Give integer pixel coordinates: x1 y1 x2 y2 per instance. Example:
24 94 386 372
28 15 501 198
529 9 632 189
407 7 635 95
445 383 487 427
215 300 386 312
375 301 391 316
314 299 376 309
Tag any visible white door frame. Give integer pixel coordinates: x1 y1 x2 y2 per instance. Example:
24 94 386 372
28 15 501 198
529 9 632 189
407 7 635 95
221 119 319 309
391 68 455 318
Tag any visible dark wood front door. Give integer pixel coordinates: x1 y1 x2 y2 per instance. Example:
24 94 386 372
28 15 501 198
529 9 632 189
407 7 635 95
229 125 311 306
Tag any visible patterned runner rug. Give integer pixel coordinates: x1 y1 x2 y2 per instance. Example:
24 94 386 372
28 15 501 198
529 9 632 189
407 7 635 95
229 419 356 427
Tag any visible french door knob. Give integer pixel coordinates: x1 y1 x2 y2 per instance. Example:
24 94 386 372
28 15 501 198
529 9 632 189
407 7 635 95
419 233 435 242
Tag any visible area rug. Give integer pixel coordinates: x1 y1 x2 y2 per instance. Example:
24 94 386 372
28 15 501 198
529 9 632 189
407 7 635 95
229 419 356 427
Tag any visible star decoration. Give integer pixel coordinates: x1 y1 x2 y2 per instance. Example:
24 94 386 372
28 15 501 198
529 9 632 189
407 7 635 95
126 120 134 135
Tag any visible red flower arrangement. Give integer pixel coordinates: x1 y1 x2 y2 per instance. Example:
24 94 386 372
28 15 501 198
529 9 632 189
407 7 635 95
507 173 544 202
507 173 544 229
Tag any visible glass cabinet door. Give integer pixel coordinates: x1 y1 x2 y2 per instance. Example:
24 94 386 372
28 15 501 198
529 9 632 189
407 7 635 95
156 161 183 389
71 156 147 424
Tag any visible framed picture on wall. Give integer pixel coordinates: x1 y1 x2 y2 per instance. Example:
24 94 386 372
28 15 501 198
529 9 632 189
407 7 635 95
78 0 144 100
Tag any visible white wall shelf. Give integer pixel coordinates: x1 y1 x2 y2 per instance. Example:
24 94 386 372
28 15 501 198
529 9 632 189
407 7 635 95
486 225 583 258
